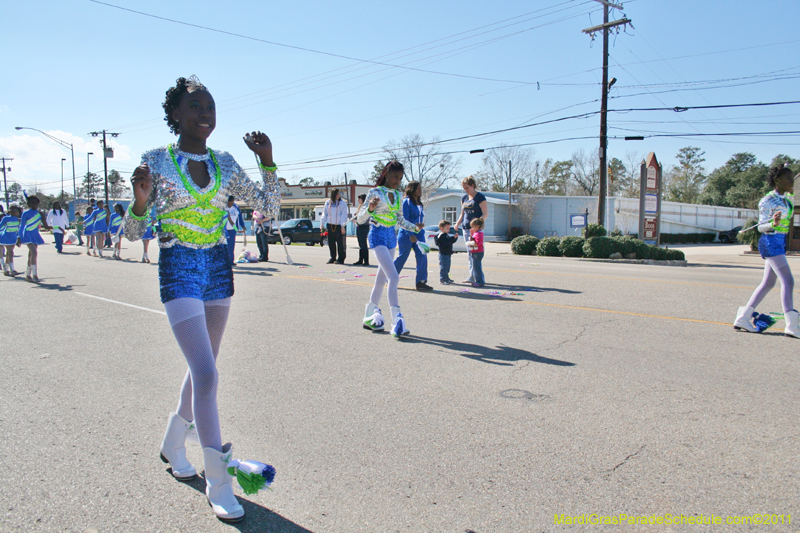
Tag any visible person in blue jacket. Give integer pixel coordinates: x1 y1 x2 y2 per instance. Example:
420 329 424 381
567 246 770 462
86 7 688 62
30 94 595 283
393 181 433 291
17 195 51 282
83 205 97 256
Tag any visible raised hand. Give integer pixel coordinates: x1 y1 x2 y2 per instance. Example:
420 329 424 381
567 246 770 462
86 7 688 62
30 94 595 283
243 131 274 165
131 164 153 204
368 196 380 213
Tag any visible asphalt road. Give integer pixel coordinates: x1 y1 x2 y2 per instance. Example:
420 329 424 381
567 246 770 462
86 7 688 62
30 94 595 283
1 238 798 532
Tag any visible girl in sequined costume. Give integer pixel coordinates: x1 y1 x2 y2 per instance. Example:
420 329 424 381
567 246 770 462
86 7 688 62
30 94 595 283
357 161 423 337
125 76 280 523
108 203 125 260
734 164 800 337
17 196 51 282
0 205 22 276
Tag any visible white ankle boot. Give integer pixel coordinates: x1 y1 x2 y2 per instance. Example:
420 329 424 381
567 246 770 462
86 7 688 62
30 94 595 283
733 306 758 332
159 413 197 480
390 306 409 337
203 443 245 523
363 302 385 331
784 310 800 338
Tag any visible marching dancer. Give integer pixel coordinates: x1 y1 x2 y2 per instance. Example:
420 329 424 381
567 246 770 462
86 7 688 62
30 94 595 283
93 200 110 257
17 196 51 282
734 164 800 337
358 161 424 337
108 203 125 260
84 205 97 255
125 76 278 522
0 205 21 276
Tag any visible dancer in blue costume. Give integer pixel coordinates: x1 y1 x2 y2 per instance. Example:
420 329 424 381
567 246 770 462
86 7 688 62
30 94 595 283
734 164 800 337
17 196 51 282
0 205 22 276
126 76 278 522
357 161 423 337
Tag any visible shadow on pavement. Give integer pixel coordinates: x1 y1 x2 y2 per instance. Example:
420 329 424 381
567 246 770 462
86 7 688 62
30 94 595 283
179 474 316 533
403 336 576 367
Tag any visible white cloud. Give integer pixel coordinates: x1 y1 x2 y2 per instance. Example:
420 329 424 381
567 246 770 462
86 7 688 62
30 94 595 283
0 131 135 194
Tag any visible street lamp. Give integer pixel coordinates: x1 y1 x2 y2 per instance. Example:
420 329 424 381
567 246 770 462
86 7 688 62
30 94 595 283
61 158 66 204
15 126 77 208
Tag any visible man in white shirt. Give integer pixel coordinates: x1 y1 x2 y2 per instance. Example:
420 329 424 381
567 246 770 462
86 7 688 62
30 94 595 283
226 195 244 265
46 201 70 253
319 188 348 264
252 210 271 262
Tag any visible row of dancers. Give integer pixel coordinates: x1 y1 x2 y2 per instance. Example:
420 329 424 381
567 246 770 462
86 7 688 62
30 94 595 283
78 202 156 262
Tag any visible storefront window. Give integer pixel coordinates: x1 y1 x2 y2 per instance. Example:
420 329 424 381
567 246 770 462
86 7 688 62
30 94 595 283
443 206 457 223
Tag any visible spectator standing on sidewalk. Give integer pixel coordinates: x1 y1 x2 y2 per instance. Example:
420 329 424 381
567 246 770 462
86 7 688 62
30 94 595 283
320 188 348 264
252 210 271 262
352 194 370 266
225 195 245 265
454 176 488 284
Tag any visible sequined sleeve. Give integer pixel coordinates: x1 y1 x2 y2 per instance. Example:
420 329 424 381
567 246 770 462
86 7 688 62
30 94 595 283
227 158 280 221
123 152 160 242
356 189 380 225
395 205 418 232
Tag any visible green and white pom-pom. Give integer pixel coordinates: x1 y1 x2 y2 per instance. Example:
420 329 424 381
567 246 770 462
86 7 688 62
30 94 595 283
415 242 431 254
227 459 276 495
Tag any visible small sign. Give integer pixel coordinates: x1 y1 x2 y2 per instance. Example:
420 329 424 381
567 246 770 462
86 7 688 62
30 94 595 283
643 217 657 240
646 166 656 189
570 214 587 228
645 194 658 214
304 190 323 197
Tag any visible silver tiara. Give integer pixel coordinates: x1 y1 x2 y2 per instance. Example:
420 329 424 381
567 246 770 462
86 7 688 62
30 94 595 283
186 75 206 90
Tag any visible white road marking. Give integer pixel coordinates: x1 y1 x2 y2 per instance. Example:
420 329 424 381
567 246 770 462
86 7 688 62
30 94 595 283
74 292 166 315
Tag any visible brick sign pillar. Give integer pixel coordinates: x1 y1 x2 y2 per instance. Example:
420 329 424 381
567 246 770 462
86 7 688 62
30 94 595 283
638 152 662 245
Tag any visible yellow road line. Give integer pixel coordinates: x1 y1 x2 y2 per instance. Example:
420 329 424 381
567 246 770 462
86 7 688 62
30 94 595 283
270 272 729 326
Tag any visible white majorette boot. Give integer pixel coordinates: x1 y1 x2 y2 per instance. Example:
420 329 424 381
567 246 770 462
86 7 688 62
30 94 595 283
390 306 410 338
25 266 34 283
203 443 245 523
733 306 758 333
31 265 40 283
159 412 197 480
7 262 18 277
784 310 800 338
363 302 385 331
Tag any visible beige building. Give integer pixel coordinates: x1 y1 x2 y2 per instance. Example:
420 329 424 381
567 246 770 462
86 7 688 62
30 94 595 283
275 178 374 221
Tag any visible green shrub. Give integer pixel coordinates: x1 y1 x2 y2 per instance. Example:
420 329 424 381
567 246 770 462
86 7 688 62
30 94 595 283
611 236 636 256
737 219 758 251
508 226 525 240
629 239 651 259
583 236 616 258
666 249 685 260
583 223 607 238
610 228 623 237
559 236 585 257
511 235 540 255
536 236 562 256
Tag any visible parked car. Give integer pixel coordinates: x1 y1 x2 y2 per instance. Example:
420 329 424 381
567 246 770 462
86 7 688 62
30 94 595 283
268 218 327 246
717 226 742 244
423 225 468 253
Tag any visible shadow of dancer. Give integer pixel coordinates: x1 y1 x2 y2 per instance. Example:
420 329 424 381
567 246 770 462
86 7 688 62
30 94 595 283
178 475 316 533
404 336 575 367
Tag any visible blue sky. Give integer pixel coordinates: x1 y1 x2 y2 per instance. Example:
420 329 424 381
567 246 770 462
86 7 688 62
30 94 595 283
2 0 799 197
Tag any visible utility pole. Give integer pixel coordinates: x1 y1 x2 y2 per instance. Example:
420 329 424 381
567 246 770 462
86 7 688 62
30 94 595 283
88 130 120 206
582 1 630 228
507 160 512 237
1 158 12 208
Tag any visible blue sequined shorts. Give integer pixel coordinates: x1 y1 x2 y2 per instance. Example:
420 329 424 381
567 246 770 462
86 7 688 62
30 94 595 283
158 244 234 303
368 225 397 249
758 233 787 259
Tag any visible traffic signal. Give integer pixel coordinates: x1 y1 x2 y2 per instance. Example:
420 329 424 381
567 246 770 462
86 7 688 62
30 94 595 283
608 166 613 184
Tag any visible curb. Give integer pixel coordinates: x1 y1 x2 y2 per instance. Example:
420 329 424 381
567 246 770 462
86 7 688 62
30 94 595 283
578 258 688 267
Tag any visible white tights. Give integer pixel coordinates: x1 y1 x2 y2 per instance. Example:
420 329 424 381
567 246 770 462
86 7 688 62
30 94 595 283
746 255 795 313
370 246 399 308
164 297 231 452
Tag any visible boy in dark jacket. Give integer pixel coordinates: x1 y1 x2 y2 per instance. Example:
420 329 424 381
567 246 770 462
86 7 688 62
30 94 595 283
434 220 459 284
